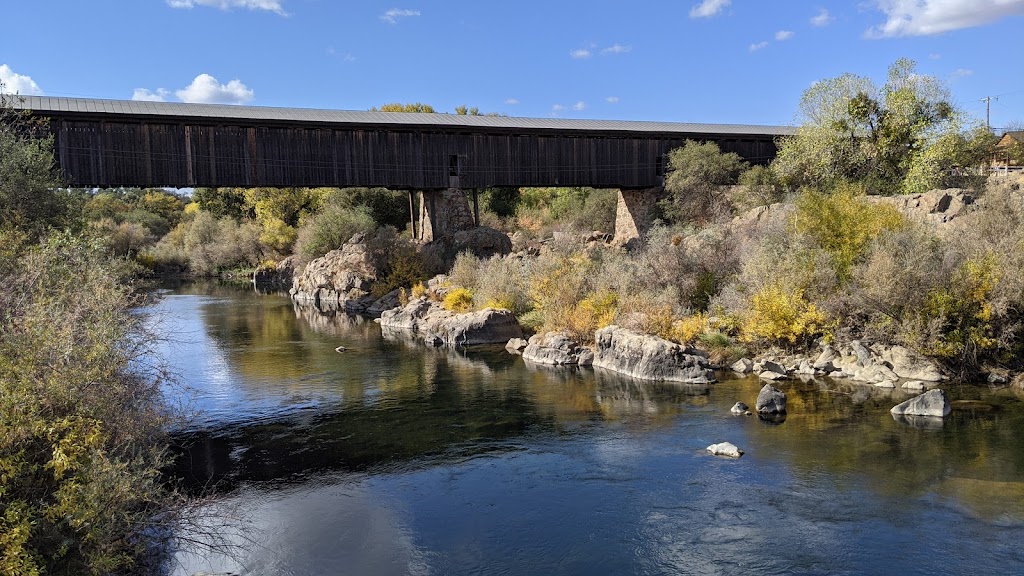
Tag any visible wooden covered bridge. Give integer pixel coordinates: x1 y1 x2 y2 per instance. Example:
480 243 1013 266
15 96 794 241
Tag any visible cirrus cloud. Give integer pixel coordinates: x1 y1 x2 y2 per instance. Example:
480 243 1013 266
380 8 420 24
167 0 287 16
690 0 730 18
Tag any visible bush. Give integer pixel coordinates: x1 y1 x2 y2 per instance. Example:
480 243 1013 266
792 183 905 281
660 140 747 225
148 212 264 275
294 204 376 259
443 287 475 312
0 234 173 574
740 283 833 348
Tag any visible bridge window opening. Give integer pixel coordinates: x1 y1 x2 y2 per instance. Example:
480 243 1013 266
449 154 461 177
655 154 664 177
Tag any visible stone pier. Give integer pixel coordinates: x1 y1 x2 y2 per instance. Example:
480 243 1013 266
416 188 476 242
613 187 661 246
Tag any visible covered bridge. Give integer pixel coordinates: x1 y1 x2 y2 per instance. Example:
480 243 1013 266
14 96 794 241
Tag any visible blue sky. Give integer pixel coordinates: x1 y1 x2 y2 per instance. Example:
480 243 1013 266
2 1 1023 130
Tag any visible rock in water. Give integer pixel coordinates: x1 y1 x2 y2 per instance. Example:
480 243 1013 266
730 402 749 415
890 389 951 418
756 384 787 414
522 332 593 366
707 442 744 458
505 338 528 355
592 326 716 384
731 358 754 374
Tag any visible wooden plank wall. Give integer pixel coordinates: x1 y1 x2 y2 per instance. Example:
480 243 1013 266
50 119 779 189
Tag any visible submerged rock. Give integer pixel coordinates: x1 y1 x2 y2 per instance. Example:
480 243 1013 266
707 442 744 458
890 389 951 418
730 402 749 415
522 332 594 366
592 325 716 384
756 383 787 414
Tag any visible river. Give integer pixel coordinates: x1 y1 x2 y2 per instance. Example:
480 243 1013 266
154 284 1024 575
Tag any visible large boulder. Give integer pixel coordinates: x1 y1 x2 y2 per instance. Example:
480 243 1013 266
522 332 594 366
379 297 524 346
756 384 787 414
890 389 951 418
253 255 300 291
870 189 975 225
875 345 944 382
291 234 379 312
592 325 715 384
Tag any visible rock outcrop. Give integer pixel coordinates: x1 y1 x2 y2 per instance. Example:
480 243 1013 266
890 389 951 418
521 332 594 366
756 383 787 414
379 297 524 346
592 325 716 384
290 234 380 313
871 189 975 226
253 255 299 291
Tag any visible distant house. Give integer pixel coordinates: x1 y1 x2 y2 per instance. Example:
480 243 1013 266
993 130 1024 170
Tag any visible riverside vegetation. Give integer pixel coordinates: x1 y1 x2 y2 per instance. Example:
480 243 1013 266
1 58 1023 572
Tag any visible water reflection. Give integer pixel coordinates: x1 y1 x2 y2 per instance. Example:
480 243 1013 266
156 287 1024 575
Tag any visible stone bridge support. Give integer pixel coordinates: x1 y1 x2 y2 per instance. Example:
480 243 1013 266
416 188 477 242
613 187 662 246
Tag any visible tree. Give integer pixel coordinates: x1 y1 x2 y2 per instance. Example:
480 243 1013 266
660 140 747 225
372 102 436 113
773 58 992 195
0 92 74 237
455 105 480 116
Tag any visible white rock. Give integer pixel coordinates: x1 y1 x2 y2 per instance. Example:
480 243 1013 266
707 442 744 458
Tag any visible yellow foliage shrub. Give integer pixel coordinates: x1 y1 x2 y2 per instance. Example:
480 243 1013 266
561 291 618 344
792 183 905 281
740 283 832 346
443 287 475 312
917 254 1000 359
672 313 709 344
411 282 427 299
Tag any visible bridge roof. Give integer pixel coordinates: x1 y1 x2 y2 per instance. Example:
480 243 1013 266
12 96 795 137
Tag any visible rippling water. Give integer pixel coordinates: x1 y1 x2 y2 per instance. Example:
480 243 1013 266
153 285 1024 575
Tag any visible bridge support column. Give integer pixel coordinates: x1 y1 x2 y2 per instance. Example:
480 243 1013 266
613 187 662 247
416 188 476 242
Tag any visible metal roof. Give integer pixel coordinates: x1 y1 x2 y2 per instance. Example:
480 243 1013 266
10 96 796 137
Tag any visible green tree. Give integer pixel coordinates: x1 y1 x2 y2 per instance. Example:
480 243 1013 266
660 140 747 225
773 58 990 195
0 93 74 237
372 102 436 113
191 186 250 219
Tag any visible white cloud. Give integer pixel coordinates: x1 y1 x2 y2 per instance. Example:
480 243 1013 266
810 8 833 27
551 104 566 114
749 41 769 52
175 74 254 104
775 30 794 41
951 68 974 78
504 98 519 105
570 48 592 59
167 0 287 16
572 101 586 111
132 88 169 102
380 8 420 24
867 0 1024 38
600 43 632 55
690 0 730 18
606 96 620 103
0 64 43 95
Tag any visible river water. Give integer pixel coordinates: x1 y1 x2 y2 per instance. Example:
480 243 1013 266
155 285 1024 575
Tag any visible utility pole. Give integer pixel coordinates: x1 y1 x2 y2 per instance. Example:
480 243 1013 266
981 96 999 131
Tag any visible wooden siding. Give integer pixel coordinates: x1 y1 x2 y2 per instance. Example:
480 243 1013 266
47 118 780 189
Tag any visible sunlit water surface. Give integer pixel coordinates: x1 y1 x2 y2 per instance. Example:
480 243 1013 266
152 285 1024 575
